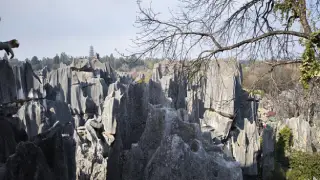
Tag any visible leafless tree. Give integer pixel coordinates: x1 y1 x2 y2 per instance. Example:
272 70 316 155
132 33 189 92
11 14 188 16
124 0 320 78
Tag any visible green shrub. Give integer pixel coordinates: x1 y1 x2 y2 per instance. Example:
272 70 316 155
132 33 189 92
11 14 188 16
278 126 293 151
273 126 320 180
271 126 293 179
276 126 293 164
286 151 320 180
251 89 265 96
271 162 286 180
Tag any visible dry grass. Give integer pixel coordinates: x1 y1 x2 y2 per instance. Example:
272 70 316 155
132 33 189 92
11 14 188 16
242 61 300 95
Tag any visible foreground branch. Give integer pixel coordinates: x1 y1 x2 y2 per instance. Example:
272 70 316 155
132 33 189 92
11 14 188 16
199 31 309 58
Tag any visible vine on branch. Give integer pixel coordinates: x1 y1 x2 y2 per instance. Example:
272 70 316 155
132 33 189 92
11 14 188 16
274 0 298 24
300 31 320 89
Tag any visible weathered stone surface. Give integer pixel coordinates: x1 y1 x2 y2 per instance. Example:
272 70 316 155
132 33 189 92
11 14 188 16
201 110 233 139
185 61 241 140
1 58 254 180
203 60 242 112
285 117 313 152
149 60 259 177
70 59 93 71
0 61 16 103
233 94 260 176
75 134 108 180
3 121 70 180
75 116 109 179
0 61 42 103
311 126 320 152
73 114 85 128
262 127 274 180
0 163 5 180
102 89 121 135
148 80 172 107
0 118 18 164
151 62 187 109
90 59 116 86
230 117 260 176
47 63 110 115
31 123 70 180
70 84 97 114
82 78 108 115
119 107 243 180
5 142 54 180
47 67 72 103
144 134 242 180
12 62 43 100
17 100 73 138
102 81 149 147
76 150 107 180
126 83 149 145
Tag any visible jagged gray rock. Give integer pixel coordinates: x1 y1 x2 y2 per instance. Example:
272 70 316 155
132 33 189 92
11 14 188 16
47 61 112 115
284 117 315 152
17 99 73 138
90 59 116 86
31 121 70 180
75 117 109 180
262 127 274 180
229 92 260 176
82 78 108 115
120 106 242 180
0 61 16 104
47 67 72 103
0 117 18 164
151 62 186 109
12 62 43 100
199 60 242 140
202 110 233 139
0 58 253 180
149 60 258 177
5 142 55 180
5 121 71 180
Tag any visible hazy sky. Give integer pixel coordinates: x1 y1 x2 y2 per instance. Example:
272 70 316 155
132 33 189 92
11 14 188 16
0 0 177 60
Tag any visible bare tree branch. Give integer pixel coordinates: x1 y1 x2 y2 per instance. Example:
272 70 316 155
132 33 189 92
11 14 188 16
122 0 320 82
199 30 309 57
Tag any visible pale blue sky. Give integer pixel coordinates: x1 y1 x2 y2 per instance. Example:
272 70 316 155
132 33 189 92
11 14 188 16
0 0 177 60
0 0 305 61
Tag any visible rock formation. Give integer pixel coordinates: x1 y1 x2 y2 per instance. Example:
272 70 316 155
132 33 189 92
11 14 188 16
0 57 288 180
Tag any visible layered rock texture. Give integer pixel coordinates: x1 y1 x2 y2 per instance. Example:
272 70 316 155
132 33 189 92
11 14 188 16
3 57 316 180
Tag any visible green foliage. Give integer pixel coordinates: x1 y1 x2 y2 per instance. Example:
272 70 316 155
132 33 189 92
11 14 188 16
274 2 320 89
145 59 159 69
273 126 293 179
271 162 287 180
274 0 297 26
135 72 152 84
286 151 320 180
278 126 293 151
300 39 320 89
244 88 265 97
273 126 320 179
310 30 320 48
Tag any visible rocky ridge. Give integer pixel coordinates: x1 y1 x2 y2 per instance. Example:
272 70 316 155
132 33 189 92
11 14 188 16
0 57 297 180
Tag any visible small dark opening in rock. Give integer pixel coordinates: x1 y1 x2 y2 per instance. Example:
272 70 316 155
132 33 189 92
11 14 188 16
190 140 200 152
